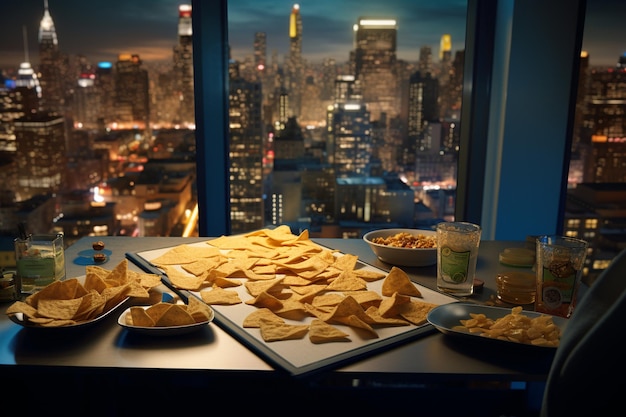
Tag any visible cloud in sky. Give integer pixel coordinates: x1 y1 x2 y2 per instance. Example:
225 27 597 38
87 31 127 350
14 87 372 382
0 0 624 70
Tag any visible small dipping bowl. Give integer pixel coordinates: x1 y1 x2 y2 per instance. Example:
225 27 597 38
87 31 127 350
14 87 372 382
496 271 536 305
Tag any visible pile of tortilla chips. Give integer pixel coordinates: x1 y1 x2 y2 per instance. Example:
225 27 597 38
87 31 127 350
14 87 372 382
6 259 161 327
150 225 439 343
125 297 212 327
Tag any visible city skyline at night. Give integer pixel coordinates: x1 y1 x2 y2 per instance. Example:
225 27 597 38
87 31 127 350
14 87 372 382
0 0 625 71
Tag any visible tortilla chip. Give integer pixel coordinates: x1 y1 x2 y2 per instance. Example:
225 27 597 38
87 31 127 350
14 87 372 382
309 319 350 343
163 266 207 291
398 300 438 325
379 292 412 318
154 304 195 327
244 277 284 297
343 290 382 308
325 271 367 291
353 269 387 281
245 291 283 310
332 253 359 271
6 300 38 318
258 318 308 342
200 285 242 305
37 298 84 320
332 315 378 338
187 296 213 322
243 308 285 328
364 306 411 326
129 306 156 327
127 270 162 289
382 266 422 297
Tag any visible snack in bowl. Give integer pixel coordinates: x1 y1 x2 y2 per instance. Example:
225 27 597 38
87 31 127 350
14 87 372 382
452 305 561 347
363 228 437 267
5 259 161 327
125 298 212 327
119 296 214 335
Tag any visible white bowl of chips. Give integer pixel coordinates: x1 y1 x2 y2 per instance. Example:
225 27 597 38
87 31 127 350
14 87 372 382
363 228 437 267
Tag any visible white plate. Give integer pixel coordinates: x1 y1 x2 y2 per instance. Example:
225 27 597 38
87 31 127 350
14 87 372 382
117 304 214 336
427 302 567 349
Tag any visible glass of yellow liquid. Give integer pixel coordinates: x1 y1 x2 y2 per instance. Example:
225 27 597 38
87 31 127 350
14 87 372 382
14 233 66 295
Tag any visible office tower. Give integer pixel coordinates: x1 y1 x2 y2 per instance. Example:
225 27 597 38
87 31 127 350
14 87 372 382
333 75 361 105
418 46 433 75
229 63 265 233
173 4 194 126
37 0 66 114
581 61 626 183
352 17 399 121
278 88 289 130
14 62 42 114
14 112 66 201
407 70 440 154
286 4 303 118
439 34 452 80
320 58 337 101
300 75 324 125
327 103 372 177
439 34 452 61
254 32 267 75
438 35 457 121
443 50 464 122
94 62 115 129
73 72 100 129
114 54 150 130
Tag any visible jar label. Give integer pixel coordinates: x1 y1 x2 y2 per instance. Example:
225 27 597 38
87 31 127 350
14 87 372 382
440 246 470 284
541 265 576 303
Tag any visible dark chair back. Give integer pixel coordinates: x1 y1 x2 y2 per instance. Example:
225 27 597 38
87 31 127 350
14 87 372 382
541 248 626 416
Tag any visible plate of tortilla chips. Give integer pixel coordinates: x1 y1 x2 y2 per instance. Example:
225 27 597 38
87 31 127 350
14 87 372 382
5 259 162 329
117 296 214 336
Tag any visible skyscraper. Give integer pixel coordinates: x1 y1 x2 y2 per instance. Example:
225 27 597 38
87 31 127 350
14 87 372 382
353 17 399 121
253 32 267 75
14 113 66 201
286 4 303 118
37 0 65 114
114 54 150 130
173 4 194 125
328 103 372 177
229 63 265 233
407 70 440 155
95 62 115 128
14 62 41 114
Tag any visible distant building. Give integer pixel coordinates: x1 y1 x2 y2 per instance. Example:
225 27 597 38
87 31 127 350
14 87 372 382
564 182 626 285
37 1 66 114
14 112 66 201
114 54 150 130
352 17 399 121
408 69 440 157
173 4 194 125
286 4 304 117
327 103 372 177
229 63 265 233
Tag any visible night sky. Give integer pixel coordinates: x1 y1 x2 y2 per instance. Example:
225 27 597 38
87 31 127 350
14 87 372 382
0 0 624 70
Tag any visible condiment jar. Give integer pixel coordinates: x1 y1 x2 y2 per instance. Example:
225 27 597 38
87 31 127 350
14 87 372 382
496 271 536 305
0 271 18 301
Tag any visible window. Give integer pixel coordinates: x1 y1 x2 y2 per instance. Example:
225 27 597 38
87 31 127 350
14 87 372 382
2 0 621 282
199 0 471 237
193 0 584 239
